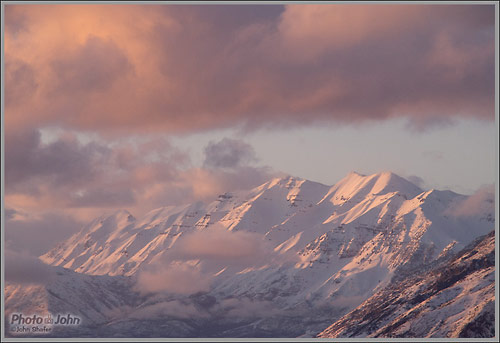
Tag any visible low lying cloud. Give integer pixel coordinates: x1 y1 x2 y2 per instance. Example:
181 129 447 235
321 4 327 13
168 224 286 267
4 249 56 285
135 225 298 295
444 184 495 217
135 263 212 295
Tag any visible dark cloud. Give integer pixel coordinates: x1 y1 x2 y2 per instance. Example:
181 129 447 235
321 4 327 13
165 5 284 33
203 138 257 169
5 129 112 193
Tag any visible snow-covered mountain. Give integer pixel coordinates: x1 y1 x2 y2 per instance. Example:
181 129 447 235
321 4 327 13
4 268 138 337
317 231 495 338
5 171 495 338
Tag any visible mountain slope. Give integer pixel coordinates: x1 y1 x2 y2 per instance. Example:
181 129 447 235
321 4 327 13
317 231 495 338
4 267 138 337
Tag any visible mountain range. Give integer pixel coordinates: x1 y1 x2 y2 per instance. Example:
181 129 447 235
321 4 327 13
4 171 496 338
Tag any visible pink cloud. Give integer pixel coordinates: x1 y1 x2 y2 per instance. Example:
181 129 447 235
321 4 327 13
275 5 427 61
4 4 494 135
445 185 495 217
134 225 298 295
166 225 281 266
49 35 132 94
134 263 212 295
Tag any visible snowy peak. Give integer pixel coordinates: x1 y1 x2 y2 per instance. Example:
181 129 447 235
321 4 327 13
323 171 422 205
260 175 329 199
267 175 304 187
370 171 422 197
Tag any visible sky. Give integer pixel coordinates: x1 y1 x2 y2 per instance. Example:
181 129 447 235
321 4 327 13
3 4 496 255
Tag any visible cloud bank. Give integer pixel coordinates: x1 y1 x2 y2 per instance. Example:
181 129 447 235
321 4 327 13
5 4 494 135
5 131 272 213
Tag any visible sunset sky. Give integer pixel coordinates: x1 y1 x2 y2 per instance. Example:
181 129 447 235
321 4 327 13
3 4 496 255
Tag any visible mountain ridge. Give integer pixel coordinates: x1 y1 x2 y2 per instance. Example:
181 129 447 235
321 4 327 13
6 170 495 338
